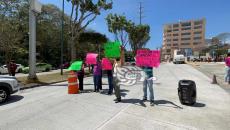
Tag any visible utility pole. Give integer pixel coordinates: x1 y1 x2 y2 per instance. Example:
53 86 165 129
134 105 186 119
60 0 64 75
139 2 144 25
28 0 41 80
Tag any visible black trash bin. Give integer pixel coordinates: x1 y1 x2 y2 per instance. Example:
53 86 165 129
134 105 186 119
178 80 196 105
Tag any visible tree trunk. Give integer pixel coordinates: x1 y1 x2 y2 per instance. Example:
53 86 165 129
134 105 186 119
70 36 76 61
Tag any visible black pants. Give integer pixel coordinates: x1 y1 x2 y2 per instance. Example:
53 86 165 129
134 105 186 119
99 75 102 90
78 75 84 90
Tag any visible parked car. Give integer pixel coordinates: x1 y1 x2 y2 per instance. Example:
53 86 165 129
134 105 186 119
0 64 24 74
0 75 19 103
22 63 52 73
173 55 185 64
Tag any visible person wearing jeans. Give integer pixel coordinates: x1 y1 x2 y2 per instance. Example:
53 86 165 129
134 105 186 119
107 70 113 95
93 60 102 92
142 66 154 106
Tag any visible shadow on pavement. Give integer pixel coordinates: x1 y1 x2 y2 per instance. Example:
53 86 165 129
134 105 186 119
120 89 129 97
99 89 130 97
0 95 24 106
120 98 146 107
190 102 206 107
154 100 183 109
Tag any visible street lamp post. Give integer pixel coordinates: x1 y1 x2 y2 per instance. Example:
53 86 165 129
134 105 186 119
61 0 64 75
28 0 41 80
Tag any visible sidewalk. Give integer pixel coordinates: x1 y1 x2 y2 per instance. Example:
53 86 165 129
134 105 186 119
187 61 230 93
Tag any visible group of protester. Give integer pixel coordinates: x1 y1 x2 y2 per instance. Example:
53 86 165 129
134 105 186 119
75 54 155 105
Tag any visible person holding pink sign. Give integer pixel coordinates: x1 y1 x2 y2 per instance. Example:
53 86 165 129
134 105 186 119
142 66 155 106
102 58 114 94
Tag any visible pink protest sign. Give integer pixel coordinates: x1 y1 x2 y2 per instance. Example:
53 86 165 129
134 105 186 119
102 58 113 70
136 50 160 67
86 53 98 65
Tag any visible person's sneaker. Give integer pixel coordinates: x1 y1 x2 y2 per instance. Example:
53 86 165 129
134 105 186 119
150 100 154 106
143 97 147 101
115 98 121 103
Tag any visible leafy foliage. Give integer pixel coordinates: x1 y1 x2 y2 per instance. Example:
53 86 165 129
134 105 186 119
128 24 151 54
106 13 133 47
67 0 112 60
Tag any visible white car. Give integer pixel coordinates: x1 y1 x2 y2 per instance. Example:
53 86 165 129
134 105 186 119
0 75 19 103
173 55 185 64
0 64 24 74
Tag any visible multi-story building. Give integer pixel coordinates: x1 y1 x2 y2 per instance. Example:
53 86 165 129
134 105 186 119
162 18 206 60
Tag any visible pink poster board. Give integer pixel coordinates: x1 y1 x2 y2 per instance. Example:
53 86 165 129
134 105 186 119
86 53 98 65
102 58 113 70
136 50 160 67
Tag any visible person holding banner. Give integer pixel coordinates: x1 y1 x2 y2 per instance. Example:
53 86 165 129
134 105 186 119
93 59 102 92
142 66 155 106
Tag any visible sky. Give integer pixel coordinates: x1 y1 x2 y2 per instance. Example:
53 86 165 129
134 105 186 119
39 0 230 50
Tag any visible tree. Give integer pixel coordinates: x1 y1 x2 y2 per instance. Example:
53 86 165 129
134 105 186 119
216 33 230 44
0 0 27 71
106 13 133 47
67 0 112 61
37 4 70 67
211 37 220 45
128 24 151 54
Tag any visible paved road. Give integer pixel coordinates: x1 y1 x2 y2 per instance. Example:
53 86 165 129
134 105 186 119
0 63 230 130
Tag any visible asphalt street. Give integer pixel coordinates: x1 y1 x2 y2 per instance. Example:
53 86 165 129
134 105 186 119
0 63 230 130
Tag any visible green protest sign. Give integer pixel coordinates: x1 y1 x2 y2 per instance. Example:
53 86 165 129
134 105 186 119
68 61 83 71
104 41 121 58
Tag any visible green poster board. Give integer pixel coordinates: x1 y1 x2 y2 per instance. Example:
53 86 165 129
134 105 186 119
68 61 83 71
104 41 121 58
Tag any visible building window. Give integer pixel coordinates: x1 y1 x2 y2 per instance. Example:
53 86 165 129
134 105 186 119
181 43 190 45
173 39 178 41
167 39 171 42
182 27 191 30
194 20 203 25
173 29 179 31
181 32 191 35
194 31 202 34
173 43 178 46
167 49 171 52
173 24 179 27
181 22 191 27
194 37 202 40
194 26 202 29
193 42 200 45
167 30 172 32
181 38 191 40
173 33 179 36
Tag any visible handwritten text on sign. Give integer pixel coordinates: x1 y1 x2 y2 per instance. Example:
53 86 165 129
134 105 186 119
102 58 113 70
136 50 160 67
86 53 98 65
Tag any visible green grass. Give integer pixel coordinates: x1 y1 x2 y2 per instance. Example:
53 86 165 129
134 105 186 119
17 69 91 89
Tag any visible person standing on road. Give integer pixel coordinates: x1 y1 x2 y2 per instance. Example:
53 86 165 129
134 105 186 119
224 53 230 84
113 58 121 103
142 66 155 106
10 60 17 76
107 69 113 95
77 63 85 91
93 59 102 92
